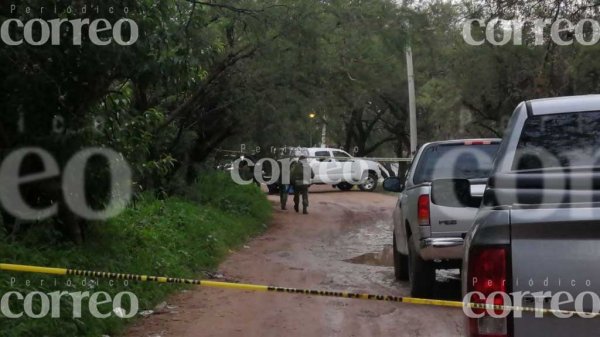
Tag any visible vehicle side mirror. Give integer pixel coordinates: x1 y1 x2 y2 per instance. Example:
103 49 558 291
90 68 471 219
383 177 404 192
431 179 478 208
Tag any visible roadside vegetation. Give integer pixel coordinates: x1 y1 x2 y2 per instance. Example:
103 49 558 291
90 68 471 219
0 0 598 335
0 173 271 337
2 0 599 242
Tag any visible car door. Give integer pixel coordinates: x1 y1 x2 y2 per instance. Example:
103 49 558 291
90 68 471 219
332 150 353 182
310 150 335 183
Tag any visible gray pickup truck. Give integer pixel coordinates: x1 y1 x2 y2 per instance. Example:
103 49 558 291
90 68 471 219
463 95 600 337
383 139 500 297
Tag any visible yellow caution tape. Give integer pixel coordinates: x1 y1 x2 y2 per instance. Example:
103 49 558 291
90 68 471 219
0 263 597 317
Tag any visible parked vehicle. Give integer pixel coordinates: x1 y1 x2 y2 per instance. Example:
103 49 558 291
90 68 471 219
463 95 600 337
304 147 382 192
383 139 501 297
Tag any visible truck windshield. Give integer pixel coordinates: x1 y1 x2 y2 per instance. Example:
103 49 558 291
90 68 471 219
413 143 499 184
513 111 600 171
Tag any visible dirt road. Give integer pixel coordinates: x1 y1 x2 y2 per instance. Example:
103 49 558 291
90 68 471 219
124 186 464 337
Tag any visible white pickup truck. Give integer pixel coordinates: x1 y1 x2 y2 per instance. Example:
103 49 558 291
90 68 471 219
300 147 382 192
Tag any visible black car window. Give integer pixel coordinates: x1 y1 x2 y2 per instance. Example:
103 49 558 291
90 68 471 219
413 144 499 184
513 111 600 171
315 151 331 157
332 151 351 162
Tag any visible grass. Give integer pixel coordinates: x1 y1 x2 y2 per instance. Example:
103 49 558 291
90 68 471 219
0 173 271 337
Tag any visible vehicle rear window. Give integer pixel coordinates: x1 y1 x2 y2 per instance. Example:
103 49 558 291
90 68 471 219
513 111 600 171
413 143 499 184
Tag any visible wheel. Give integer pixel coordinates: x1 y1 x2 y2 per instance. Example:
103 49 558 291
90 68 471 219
408 235 435 298
359 172 378 192
337 182 354 191
393 233 409 281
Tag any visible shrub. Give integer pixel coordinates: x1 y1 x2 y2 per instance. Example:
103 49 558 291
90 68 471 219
0 173 271 337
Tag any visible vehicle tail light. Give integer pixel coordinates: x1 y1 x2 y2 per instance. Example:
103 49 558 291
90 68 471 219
467 247 508 337
417 194 430 226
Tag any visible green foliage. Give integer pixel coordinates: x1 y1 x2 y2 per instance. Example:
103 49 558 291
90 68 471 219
188 173 270 218
3 0 600 198
2 0 600 334
0 173 271 337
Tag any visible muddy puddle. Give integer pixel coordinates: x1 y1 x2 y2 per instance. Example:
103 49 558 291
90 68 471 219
344 245 394 267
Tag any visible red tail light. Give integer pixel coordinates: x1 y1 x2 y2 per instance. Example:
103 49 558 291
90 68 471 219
467 247 508 337
417 194 430 226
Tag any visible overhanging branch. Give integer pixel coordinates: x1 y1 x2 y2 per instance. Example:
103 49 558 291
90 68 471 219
187 0 260 14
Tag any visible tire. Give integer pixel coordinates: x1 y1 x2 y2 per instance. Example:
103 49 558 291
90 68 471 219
408 235 435 298
358 172 378 192
337 182 354 191
393 233 409 281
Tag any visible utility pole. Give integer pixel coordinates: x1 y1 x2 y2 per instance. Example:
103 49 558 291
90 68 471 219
406 46 417 158
308 112 316 147
320 116 327 147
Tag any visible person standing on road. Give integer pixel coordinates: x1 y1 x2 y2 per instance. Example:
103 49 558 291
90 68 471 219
239 159 253 183
278 160 289 210
291 156 314 214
